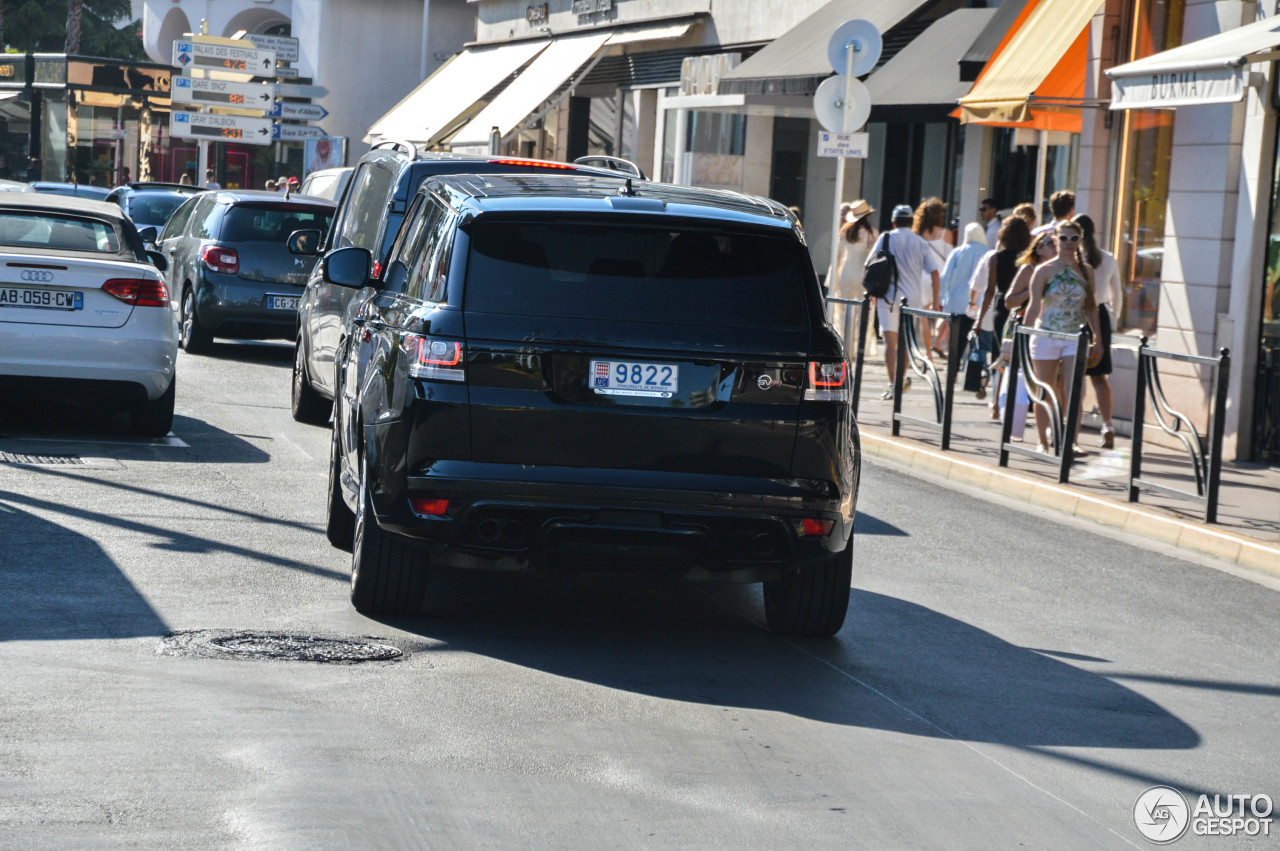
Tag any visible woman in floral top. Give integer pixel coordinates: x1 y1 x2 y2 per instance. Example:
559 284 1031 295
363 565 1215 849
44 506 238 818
1023 219 1101 455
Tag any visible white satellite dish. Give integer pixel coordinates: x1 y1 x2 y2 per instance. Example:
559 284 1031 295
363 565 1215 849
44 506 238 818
827 19 882 78
813 75 871 134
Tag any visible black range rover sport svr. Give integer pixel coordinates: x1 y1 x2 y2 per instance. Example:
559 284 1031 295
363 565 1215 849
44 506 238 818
322 175 860 636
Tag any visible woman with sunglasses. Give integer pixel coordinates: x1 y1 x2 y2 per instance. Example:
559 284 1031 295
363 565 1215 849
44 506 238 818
1023 220 1101 455
987 231 1055 434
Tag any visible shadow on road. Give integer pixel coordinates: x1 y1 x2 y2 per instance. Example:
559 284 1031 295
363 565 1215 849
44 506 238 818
195 340 294 367
373 573 1200 754
0 502 169 641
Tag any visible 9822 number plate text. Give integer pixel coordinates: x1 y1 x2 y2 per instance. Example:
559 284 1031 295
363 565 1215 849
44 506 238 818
590 360 678 398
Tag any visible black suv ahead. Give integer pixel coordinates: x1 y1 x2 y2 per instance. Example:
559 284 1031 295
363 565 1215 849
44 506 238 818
287 142 640 425
321 174 859 637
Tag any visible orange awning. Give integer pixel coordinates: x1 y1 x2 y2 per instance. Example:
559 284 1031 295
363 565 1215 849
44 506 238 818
953 0 1100 133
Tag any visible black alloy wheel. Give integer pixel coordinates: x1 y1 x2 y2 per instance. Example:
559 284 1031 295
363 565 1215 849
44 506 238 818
291 338 332 425
763 542 853 637
349 456 428 615
179 286 213 353
326 413 355 551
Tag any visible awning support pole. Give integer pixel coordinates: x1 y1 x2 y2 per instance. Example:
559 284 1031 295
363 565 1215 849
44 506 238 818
1034 128 1049 224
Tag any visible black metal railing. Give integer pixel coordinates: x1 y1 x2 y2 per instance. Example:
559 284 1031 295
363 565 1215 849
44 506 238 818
997 321 1091 485
1128 340 1230 523
825 295 871 417
891 301 969 451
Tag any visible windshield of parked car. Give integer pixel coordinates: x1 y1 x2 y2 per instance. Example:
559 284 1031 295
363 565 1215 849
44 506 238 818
221 204 335 242
0 210 123 253
127 193 189 225
463 218 809 329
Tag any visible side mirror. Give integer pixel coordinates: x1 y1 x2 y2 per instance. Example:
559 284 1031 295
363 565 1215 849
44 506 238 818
288 228 323 256
137 226 158 244
323 246 372 289
146 250 168 272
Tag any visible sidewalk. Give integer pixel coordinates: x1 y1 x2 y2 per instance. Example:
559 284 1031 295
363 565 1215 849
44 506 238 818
850 339 1280 575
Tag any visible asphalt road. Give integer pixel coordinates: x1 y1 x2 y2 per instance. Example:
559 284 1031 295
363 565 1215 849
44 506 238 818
1 341 1277 849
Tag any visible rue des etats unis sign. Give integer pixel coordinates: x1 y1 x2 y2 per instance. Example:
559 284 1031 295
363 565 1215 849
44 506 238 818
526 0 614 24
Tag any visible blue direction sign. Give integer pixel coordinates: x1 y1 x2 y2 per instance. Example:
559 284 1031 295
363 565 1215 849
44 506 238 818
272 124 327 141
266 102 329 121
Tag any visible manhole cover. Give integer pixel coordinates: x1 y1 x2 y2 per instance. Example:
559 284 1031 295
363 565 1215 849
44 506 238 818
159 630 404 663
0 452 84 465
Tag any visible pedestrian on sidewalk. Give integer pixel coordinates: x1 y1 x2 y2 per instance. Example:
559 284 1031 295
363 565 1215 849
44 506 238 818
831 200 877 340
1032 190 1075 237
1012 203 1038 230
979 198 1001 249
913 197 950 359
1023 220 1101 455
872 204 942 399
975 217 1031 417
937 222 987 351
990 228 1053 436
1073 213 1122 448
204 169 220 190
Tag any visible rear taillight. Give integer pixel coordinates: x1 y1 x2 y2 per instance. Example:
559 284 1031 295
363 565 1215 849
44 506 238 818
805 361 849 401
102 278 169 307
409 496 450 516
801 518 834 536
405 334 464 382
200 244 239 275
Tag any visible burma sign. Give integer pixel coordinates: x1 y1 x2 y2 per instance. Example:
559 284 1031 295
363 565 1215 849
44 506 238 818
170 111 273 145
1109 66 1246 110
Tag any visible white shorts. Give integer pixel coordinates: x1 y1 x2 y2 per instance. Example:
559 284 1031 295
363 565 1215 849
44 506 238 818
875 291 906 332
1029 335 1078 361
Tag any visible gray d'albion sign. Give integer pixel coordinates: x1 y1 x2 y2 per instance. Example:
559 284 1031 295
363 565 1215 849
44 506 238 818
1109 64 1246 110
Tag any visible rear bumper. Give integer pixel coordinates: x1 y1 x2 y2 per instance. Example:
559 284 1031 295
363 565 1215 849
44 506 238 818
197 272 303 338
370 461 856 581
0 308 177 401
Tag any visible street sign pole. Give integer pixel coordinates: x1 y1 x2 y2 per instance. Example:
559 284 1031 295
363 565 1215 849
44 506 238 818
828 43 855 292
196 19 210 187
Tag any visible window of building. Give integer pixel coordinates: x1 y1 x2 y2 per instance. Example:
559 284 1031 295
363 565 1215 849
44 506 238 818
1111 0 1185 337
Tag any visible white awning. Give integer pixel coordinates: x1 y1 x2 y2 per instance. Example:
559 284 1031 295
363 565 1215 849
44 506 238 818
448 21 696 150
1106 16 1280 110
364 40 549 146
450 32 612 149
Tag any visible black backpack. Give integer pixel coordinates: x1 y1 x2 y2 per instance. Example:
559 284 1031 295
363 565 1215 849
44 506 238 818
862 232 896 299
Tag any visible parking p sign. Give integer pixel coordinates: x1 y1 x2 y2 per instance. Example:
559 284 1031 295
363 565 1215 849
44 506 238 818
817 131 869 158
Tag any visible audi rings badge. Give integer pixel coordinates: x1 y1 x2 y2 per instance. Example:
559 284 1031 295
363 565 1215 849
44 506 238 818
20 270 54 283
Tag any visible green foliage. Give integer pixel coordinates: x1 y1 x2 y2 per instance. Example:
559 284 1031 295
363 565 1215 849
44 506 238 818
2 0 146 60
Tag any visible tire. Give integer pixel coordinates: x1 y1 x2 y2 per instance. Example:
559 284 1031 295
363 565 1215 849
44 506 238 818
129 376 176 438
349 456 427 615
763 541 853 637
179 286 213 353
326 418 355 552
291 338 332 425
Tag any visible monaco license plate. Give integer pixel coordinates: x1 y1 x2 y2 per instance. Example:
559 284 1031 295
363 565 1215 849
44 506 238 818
266 295 300 311
0 287 83 311
590 360 679 398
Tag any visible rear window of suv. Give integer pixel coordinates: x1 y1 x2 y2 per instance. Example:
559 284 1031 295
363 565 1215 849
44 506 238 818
221 204 334 243
463 219 808 329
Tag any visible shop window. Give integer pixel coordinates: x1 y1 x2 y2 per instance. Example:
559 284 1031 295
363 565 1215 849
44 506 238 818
1111 0 1185 337
686 111 745 156
1255 132 1280 462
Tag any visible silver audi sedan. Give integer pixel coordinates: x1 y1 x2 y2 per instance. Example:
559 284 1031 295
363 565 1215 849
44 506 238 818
0 194 178 436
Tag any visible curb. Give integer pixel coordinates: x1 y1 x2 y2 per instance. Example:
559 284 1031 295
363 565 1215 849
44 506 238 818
859 432 1280 577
